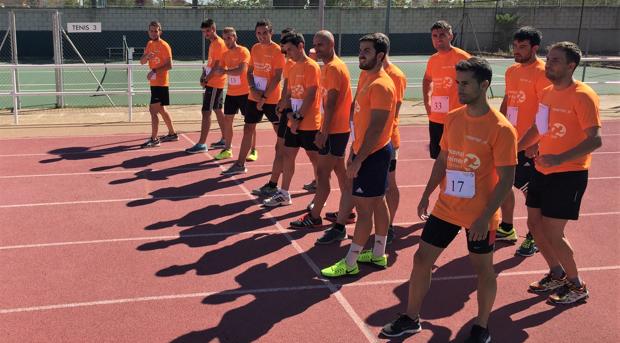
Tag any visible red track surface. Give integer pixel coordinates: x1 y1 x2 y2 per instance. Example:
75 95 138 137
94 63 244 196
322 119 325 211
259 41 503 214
1 122 619 342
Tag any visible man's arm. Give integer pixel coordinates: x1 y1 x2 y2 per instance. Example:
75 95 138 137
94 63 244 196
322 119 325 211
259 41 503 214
469 165 515 241
422 75 432 115
417 150 448 219
499 95 508 116
263 68 283 100
220 62 247 76
298 86 318 118
202 60 220 83
320 89 339 133
349 108 389 166
538 126 603 168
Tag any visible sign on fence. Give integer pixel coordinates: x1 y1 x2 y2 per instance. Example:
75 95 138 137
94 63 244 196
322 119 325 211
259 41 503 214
67 23 102 33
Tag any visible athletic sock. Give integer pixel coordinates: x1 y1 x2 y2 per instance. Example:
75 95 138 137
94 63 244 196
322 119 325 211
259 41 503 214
373 235 387 258
345 243 362 268
333 223 345 232
499 221 513 231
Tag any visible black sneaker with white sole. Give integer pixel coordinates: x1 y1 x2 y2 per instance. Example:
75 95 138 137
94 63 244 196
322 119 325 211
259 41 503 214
464 324 491 343
381 313 422 337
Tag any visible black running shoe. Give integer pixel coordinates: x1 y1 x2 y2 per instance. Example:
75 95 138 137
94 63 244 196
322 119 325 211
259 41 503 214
315 225 346 245
465 324 491 343
381 313 422 337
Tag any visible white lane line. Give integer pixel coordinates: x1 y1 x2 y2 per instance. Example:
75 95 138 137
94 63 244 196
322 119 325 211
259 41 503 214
0 230 284 251
180 133 377 342
1 265 617 315
1 177 618 208
0 148 180 157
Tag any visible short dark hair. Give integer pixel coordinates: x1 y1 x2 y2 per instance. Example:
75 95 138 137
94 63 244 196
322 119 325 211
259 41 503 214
456 57 493 84
280 32 305 47
431 20 452 32
201 19 215 29
359 33 389 58
281 27 295 35
513 26 542 46
149 21 162 30
548 41 582 67
255 19 273 32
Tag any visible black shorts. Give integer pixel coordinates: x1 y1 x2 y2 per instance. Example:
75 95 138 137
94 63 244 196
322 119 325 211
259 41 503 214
150 86 170 106
389 147 398 172
514 150 535 191
421 215 495 254
284 128 319 151
526 169 588 220
428 121 444 159
202 87 224 112
352 143 392 198
277 112 288 139
245 100 279 124
224 94 248 116
319 132 350 157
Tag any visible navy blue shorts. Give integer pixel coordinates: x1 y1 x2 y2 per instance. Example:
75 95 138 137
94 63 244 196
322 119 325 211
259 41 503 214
319 132 350 157
352 143 393 198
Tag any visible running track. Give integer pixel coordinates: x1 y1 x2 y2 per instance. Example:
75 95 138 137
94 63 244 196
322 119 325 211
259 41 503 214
1 122 619 342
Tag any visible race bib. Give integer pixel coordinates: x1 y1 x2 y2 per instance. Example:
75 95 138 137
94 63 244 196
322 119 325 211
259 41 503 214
254 75 268 91
444 170 475 199
506 106 518 126
228 75 241 86
536 103 550 135
431 96 449 113
149 72 157 80
291 98 303 112
203 66 212 76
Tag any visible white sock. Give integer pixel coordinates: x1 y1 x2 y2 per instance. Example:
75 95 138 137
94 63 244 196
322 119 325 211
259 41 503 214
373 235 387 258
345 243 363 268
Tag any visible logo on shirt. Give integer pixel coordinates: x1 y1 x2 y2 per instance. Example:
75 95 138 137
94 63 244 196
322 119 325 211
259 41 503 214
464 153 481 171
516 90 526 103
354 99 360 114
254 62 272 73
291 84 305 99
550 123 567 138
442 77 453 89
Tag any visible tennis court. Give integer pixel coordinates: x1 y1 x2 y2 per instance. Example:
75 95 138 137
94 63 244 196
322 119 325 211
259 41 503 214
1 55 619 110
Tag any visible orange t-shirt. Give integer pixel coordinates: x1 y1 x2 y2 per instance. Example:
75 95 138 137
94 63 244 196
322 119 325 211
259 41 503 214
536 81 601 175
222 45 251 96
432 107 517 229
504 58 551 141
287 57 322 131
424 47 471 124
249 42 286 104
144 38 172 87
352 69 395 154
320 56 352 134
385 63 407 149
206 36 227 89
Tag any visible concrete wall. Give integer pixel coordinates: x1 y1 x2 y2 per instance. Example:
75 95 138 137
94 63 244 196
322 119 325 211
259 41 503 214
0 6 618 61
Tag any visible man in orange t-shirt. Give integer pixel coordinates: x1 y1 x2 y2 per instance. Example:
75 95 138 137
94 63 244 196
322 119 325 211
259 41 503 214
495 27 551 257
519 42 602 305
185 19 228 154
212 27 251 161
139 21 177 148
423 20 471 159
222 19 286 176
382 58 516 341
289 30 352 228
262 32 321 207
321 33 395 278
316 38 405 246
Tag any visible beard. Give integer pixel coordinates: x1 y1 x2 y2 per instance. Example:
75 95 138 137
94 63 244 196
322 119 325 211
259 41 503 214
359 55 378 70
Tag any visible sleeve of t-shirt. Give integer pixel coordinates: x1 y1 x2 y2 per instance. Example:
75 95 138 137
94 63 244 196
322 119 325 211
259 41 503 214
424 59 432 79
248 46 255 68
493 124 518 167
369 81 394 112
324 65 340 92
396 74 406 102
242 48 251 64
534 74 552 101
211 43 224 63
305 64 320 89
272 50 286 71
163 42 172 60
574 91 601 129
504 66 513 94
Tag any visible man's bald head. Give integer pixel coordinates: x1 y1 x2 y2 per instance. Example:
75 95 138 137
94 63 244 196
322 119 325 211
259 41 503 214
313 30 335 61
